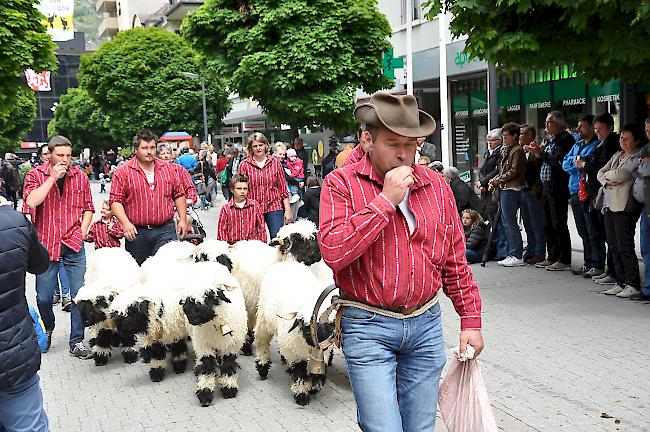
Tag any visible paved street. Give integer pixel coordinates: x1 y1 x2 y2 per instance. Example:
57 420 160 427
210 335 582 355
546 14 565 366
25 181 650 432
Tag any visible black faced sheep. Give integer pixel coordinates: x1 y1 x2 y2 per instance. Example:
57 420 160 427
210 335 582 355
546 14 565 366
254 261 335 406
75 247 142 366
178 262 247 407
110 284 190 382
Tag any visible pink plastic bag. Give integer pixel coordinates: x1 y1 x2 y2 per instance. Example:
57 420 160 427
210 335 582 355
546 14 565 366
438 347 498 432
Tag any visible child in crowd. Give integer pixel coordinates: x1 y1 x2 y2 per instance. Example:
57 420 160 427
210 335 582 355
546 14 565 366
418 155 431 166
85 200 124 249
462 209 488 264
299 175 321 226
286 148 304 198
217 173 267 244
194 173 208 210
99 173 107 193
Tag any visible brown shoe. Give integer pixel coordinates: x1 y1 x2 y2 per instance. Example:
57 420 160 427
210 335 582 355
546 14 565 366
535 259 555 268
526 256 545 265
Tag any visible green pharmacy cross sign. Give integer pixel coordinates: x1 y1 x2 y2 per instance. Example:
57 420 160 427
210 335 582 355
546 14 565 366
383 49 404 79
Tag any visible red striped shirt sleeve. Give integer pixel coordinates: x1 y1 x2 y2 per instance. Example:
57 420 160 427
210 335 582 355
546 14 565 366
319 171 396 271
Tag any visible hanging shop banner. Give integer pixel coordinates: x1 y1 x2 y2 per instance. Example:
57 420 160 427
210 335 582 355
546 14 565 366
24 69 52 91
37 0 75 42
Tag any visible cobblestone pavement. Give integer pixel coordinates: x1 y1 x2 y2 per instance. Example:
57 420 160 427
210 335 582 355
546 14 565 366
25 182 650 432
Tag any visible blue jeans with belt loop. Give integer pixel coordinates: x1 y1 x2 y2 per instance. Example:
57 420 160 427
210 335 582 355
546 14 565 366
341 302 447 432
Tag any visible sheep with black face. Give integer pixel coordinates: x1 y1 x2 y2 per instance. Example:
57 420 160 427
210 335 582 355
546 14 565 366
270 219 322 266
110 284 190 383
178 262 247 407
75 247 142 366
254 261 335 406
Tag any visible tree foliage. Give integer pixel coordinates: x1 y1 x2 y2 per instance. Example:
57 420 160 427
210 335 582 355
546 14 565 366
424 0 650 83
48 87 112 153
182 0 392 131
0 85 36 155
0 0 58 119
78 27 230 145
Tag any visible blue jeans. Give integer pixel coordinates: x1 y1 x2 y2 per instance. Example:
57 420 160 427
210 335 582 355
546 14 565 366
499 189 523 258
520 191 545 257
0 374 49 432
570 194 605 269
264 210 284 240
125 220 177 265
57 261 69 297
35 245 86 345
641 208 650 296
341 303 446 432
466 249 482 264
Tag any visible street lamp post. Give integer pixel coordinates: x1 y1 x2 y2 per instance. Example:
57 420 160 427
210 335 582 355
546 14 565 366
182 71 210 145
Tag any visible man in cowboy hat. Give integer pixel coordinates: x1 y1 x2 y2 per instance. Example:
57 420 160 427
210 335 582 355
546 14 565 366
319 92 484 431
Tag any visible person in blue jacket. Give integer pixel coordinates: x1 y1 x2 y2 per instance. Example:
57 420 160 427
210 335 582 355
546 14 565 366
0 196 50 431
562 115 602 276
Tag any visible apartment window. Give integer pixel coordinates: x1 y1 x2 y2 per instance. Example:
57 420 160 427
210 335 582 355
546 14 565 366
401 0 422 24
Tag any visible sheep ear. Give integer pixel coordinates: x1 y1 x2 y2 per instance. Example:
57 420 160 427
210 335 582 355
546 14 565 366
276 312 298 321
108 294 114 302
269 237 284 247
288 319 302 333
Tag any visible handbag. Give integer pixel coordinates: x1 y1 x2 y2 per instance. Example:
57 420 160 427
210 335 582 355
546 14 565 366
594 185 605 211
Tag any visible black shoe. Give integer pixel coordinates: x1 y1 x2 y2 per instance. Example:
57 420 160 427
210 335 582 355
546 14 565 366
62 295 72 312
629 291 650 301
571 265 589 275
52 292 61 305
44 330 53 352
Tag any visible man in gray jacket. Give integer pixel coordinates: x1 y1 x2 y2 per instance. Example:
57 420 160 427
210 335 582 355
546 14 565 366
0 196 50 431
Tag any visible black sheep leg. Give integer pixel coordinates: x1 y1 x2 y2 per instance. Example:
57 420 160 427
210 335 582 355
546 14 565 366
148 341 167 382
93 328 113 366
120 332 138 364
241 329 254 356
218 353 240 399
169 339 188 374
287 360 311 406
194 355 217 407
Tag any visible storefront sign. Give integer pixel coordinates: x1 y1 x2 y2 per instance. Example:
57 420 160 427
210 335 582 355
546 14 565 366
37 0 74 42
507 105 520 112
597 94 620 103
562 98 586 106
243 121 265 131
527 101 551 109
222 126 239 134
472 108 488 116
454 111 469 118
446 40 488 76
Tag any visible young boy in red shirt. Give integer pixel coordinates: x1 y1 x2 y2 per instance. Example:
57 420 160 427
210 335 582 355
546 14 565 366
86 200 124 249
217 173 267 244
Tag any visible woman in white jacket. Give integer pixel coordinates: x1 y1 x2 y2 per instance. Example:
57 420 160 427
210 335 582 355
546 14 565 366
596 123 646 298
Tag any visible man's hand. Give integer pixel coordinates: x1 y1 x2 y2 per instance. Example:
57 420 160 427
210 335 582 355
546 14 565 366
123 222 138 241
382 166 415 206
575 159 586 169
50 162 68 180
176 219 190 239
284 209 292 225
459 330 484 358
606 180 620 187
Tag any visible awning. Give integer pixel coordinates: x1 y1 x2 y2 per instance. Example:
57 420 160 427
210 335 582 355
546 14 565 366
160 131 192 142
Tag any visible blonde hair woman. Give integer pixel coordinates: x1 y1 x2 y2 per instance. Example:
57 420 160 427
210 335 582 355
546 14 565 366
237 132 291 239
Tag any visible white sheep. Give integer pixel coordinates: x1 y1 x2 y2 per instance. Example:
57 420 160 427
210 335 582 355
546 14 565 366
140 240 197 283
254 261 335 406
178 262 248 406
110 282 190 382
75 247 142 366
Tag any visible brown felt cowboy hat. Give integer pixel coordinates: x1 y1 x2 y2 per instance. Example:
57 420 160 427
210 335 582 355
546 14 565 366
354 92 436 138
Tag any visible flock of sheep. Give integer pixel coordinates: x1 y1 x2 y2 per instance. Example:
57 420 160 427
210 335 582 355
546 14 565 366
74 220 336 407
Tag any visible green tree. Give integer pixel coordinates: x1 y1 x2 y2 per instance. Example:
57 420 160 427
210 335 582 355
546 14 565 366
0 85 36 155
182 0 392 132
423 0 650 83
48 87 113 153
0 0 58 119
78 27 230 145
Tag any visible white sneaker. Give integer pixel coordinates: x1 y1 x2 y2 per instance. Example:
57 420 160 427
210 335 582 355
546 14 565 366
497 256 511 266
616 285 641 298
502 257 525 267
601 284 625 295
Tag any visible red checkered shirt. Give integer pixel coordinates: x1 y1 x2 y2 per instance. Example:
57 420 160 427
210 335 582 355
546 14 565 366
86 217 123 249
237 157 289 214
171 162 197 204
109 158 185 226
319 154 482 330
216 198 267 244
23 164 95 261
